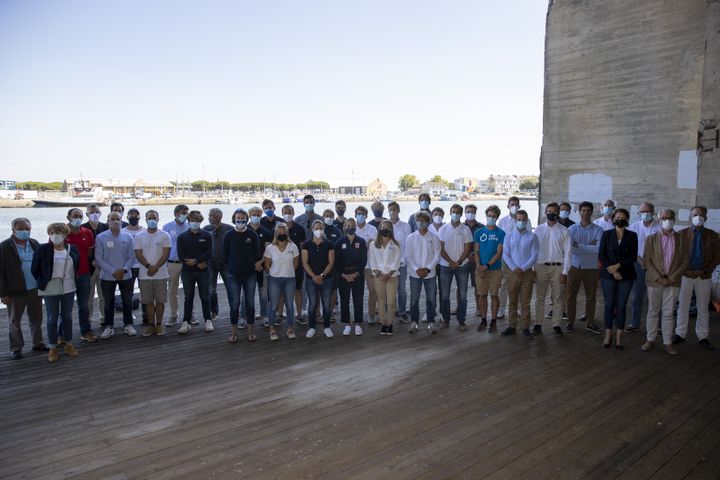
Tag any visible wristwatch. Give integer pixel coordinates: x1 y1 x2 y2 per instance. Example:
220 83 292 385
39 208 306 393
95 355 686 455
320 273 325 279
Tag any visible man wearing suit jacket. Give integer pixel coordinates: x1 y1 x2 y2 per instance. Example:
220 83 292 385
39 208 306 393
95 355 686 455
641 209 689 355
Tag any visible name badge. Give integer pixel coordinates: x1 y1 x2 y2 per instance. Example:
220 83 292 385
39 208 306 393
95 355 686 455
199 239 206 242
354 243 360 248
245 238 252 243
107 241 114 249
342 244 347 249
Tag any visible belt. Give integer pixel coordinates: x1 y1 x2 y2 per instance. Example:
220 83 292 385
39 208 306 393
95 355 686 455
544 262 562 266
168 260 182 264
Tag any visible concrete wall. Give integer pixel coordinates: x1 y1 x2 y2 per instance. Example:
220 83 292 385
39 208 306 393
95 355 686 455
540 0 720 230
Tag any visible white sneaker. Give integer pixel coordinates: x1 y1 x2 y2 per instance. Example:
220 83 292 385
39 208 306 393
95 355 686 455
255 314 266 320
238 320 247 329
343 325 352 336
132 314 137 321
263 319 270 328
428 323 437 334
409 322 419 333
166 316 178 326
100 327 114 339
190 317 200 325
204 320 214 332
324 328 334 338
355 325 363 336
497 308 505 320
178 321 192 334
306 328 316 338
124 325 137 336
421 313 428 323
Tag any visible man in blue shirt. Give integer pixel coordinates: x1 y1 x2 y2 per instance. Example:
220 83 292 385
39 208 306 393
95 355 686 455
567 201 604 333
473 205 505 332
0 218 46 359
501 210 538 339
95 212 137 339
162 204 189 325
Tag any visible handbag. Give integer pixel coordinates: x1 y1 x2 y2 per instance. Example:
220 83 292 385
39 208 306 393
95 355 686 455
39 247 70 297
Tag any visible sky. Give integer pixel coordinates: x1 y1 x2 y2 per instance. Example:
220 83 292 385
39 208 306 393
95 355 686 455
0 0 547 190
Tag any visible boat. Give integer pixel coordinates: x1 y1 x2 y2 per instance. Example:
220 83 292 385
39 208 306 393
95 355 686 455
32 180 104 208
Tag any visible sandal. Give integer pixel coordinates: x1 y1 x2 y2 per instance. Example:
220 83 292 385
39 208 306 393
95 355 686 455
247 333 257 342
269 330 279 341
286 329 296 340
227 334 238 344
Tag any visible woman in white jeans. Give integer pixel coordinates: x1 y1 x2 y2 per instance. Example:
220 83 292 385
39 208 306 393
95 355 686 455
368 220 402 336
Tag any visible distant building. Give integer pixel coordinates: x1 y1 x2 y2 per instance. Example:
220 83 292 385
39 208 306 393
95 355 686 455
0 180 17 190
338 185 367 195
420 181 447 196
491 175 521 195
366 178 388 198
65 178 176 197
475 179 491 194
453 177 480 192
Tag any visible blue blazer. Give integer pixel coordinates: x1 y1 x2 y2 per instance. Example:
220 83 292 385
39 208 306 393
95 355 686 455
599 228 638 281
31 242 80 291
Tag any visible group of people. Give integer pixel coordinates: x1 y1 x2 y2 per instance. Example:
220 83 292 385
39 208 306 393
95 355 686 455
1 195 718 363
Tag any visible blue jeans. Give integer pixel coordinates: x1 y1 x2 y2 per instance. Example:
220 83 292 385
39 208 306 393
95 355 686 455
45 292 75 347
440 263 471 323
410 276 437 323
58 274 91 338
181 270 211 323
306 276 333 328
241 271 269 318
397 264 408 314
208 263 228 316
339 273 365 324
630 261 646 328
101 278 134 327
268 276 295 327
227 273 256 325
601 277 633 330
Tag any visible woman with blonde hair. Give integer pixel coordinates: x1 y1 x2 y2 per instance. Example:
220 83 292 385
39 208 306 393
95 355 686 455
368 220 402 335
264 223 300 340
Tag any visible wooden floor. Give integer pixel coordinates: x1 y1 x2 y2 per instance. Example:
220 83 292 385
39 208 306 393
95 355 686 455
1 286 720 480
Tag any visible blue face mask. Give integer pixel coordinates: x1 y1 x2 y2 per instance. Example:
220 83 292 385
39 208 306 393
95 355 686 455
356 214 366 223
486 217 497 226
69 218 83 228
235 220 247 229
516 220 527 230
559 211 570 219
15 230 30 240
177 214 188 223
147 219 158 229
419 200 430 210
603 206 613 216
640 212 653 222
264 209 274 218
189 222 201 230
304 203 314 213
450 213 461 223
250 216 261 225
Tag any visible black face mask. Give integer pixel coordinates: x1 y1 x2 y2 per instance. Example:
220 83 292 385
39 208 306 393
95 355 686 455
614 219 628 228
345 227 356 235
336 209 346 216
276 234 288 242
128 217 140 226
546 213 558 222
379 229 392 237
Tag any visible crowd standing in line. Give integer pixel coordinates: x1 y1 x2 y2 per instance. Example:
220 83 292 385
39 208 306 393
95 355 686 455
1 194 719 362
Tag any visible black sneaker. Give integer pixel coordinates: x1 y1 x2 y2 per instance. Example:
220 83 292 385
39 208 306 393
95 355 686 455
10 351 22 360
553 326 563 336
488 320 497 333
380 325 388 336
699 339 715 351
585 323 602 334
522 328 533 339
532 324 542 335
624 325 640 333
477 319 488 331
578 315 586 322
672 334 685 345
562 312 568 320
387 325 394 335
501 326 516 336
544 310 553 319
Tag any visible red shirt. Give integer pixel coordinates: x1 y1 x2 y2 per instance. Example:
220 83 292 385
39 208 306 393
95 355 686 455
66 226 95 275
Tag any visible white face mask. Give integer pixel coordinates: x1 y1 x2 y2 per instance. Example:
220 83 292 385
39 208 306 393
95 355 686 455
432 215 443 225
324 217 334 225
88 213 101 222
691 215 705 227
465 212 475 221
661 219 675 231
283 214 293 222
509 205 519 215
50 234 66 245
313 230 324 239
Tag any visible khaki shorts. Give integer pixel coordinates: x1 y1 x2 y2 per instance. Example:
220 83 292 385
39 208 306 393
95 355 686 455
139 279 168 304
476 269 502 296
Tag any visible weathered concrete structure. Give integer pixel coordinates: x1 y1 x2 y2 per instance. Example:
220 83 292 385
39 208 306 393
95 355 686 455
540 0 720 230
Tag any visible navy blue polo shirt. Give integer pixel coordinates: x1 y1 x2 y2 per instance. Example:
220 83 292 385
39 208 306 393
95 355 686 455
302 239 333 278
334 235 367 275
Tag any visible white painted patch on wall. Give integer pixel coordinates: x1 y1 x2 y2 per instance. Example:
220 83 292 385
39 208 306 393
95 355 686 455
706 209 720 233
568 173 613 204
677 150 698 189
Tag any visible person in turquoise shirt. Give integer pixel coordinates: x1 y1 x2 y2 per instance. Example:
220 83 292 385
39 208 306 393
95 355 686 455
473 205 506 332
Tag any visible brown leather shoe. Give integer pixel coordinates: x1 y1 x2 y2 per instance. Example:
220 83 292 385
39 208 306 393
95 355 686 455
48 348 59 362
57 337 65 347
64 343 79 357
641 341 655 352
664 344 678 356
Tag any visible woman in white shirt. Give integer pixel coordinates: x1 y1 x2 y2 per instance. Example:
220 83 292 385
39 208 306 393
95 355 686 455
264 224 300 340
368 220 402 335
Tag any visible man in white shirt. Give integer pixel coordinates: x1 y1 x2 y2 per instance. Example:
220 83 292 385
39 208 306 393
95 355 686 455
161 204 189 325
438 204 474 330
593 199 616 231
134 210 171 336
533 202 572 336
497 196 533 320
388 201 411 322
626 201 661 332
405 211 441 333
355 205 378 323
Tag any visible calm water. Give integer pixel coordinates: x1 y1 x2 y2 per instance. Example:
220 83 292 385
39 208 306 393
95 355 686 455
0 200 540 240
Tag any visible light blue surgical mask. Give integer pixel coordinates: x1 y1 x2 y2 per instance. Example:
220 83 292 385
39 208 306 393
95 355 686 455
603 206 613 216
450 213 461 223
69 218 82 228
419 200 430 210
177 214 188 223
14 230 30 240
356 214 366 223
486 217 497 226
559 211 570 220
304 203 314 213
250 216 261 225
189 222 201 230
640 212 653 222
147 219 158 229
516 220 527 230
264 209 274 218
